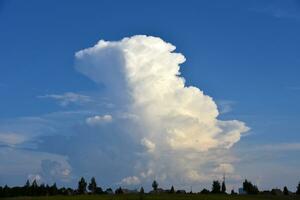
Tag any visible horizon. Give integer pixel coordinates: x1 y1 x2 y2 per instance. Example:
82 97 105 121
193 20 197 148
0 0 300 193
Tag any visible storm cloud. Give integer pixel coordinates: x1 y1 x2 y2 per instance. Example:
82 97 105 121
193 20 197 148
75 35 249 187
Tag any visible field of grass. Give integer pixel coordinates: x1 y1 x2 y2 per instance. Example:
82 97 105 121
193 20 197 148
2 194 300 200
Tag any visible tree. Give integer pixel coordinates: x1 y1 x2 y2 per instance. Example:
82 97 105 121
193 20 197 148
152 180 158 191
296 182 300 195
283 186 289 195
95 187 103 194
24 180 30 196
31 180 38 189
39 184 46 196
243 179 259 194
211 180 221 193
31 180 38 196
24 180 30 188
115 187 123 194
88 177 97 194
200 188 210 194
139 187 144 194
221 181 226 193
170 185 175 193
77 177 87 194
3 185 9 197
50 183 58 195
105 188 113 194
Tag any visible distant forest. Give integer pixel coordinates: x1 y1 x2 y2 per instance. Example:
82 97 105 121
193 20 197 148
0 177 300 197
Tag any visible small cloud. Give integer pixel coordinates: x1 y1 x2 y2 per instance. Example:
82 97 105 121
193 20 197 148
185 170 204 182
140 169 153 178
217 100 236 114
38 92 92 106
27 174 42 183
141 138 155 153
119 176 140 185
0 132 28 146
86 115 113 126
118 112 139 121
41 159 72 182
213 163 235 174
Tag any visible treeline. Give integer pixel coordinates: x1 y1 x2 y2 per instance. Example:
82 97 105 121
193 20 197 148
0 178 106 197
1 177 300 197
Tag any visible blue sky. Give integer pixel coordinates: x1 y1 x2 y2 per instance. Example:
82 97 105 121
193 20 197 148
0 0 300 192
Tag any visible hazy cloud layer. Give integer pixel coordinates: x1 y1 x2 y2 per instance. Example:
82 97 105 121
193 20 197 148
38 92 92 106
250 0 300 21
75 35 249 187
0 147 72 186
0 132 28 146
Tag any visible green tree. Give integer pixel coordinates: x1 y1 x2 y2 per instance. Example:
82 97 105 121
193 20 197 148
152 180 158 191
115 187 123 194
77 177 87 194
24 180 30 196
283 186 289 195
24 180 30 188
243 179 259 194
31 180 38 189
139 187 144 194
39 184 46 196
211 180 221 193
105 188 113 194
200 188 210 194
31 180 38 196
2 185 9 197
221 181 226 193
170 185 175 193
95 187 103 194
296 182 300 195
88 177 97 194
50 183 58 195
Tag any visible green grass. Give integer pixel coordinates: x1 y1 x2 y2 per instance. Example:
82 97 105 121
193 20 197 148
2 194 300 200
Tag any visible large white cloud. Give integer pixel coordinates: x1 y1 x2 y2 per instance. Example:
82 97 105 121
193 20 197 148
75 35 249 187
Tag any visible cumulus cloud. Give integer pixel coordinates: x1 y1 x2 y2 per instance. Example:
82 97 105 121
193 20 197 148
141 138 156 153
86 115 112 126
120 176 141 185
38 92 92 106
213 163 235 174
75 35 249 186
40 159 72 182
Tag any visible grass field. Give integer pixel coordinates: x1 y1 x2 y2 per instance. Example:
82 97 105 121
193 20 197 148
2 194 300 200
